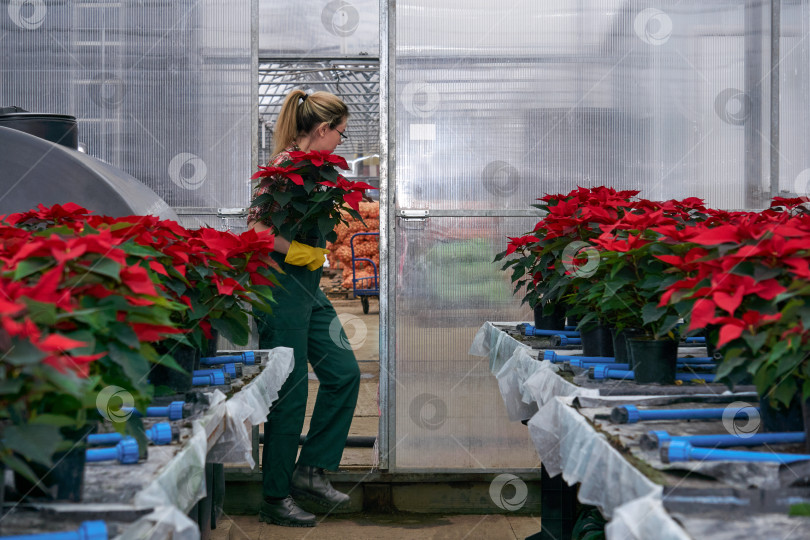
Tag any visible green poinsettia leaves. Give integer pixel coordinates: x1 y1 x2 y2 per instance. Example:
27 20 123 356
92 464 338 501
211 310 249 346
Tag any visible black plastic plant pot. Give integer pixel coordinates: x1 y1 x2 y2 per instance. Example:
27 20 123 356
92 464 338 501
612 328 641 367
204 329 220 360
629 338 678 385
0 111 78 150
703 325 721 360
802 399 810 453
581 324 615 357
759 395 805 433
150 345 198 393
533 303 566 331
14 424 93 502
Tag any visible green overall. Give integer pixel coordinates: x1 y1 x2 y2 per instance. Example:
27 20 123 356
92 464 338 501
255 239 361 499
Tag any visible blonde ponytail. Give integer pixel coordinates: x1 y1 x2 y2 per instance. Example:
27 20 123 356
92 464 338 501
271 90 349 158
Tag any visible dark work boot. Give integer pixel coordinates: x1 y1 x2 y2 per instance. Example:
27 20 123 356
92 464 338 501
290 465 350 509
259 496 316 527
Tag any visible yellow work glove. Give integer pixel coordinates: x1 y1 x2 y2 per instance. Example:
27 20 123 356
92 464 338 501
284 240 330 271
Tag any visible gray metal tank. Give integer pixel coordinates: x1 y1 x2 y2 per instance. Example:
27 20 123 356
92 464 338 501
0 126 177 220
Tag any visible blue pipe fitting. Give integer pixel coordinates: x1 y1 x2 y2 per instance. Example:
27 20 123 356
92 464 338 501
525 326 580 338
591 365 633 380
612 404 759 424
192 371 226 386
0 521 107 540
122 401 185 421
86 438 139 464
145 422 174 444
161 401 185 420
664 440 810 464
88 423 173 446
556 335 582 346
199 351 255 366
648 429 805 449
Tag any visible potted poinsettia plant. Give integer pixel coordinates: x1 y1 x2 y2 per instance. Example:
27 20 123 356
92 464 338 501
660 203 810 435
250 150 375 243
563 197 705 375
496 187 639 334
0 219 187 500
6 205 281 392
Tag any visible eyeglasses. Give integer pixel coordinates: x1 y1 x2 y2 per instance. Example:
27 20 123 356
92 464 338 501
335 127 348 141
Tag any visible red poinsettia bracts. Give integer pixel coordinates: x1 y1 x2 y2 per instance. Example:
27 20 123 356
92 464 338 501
251 165 305 186
250 149 376 243
288 150 350 170
318 176 376 211
505 235 540 255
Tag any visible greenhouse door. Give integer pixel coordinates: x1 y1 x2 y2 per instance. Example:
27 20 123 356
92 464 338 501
377 2 541 472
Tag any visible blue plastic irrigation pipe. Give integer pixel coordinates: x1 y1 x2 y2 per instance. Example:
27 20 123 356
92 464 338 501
591 366 716 383
121 401 185 421
85 438 139 465
544 350 716 365
87 423 173 447
195 364 236 378
570 359 630 369
665 440 810 464
612 404 759 424
0 521 107 540
683 336 706 344
571 358 716 369
524 326 580 338
192 372 226 386
543 351 615 363
556 336 582 346
199 351 255 366
648 430 805 449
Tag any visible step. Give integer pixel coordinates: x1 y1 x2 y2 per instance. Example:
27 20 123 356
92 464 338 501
223 470 542 515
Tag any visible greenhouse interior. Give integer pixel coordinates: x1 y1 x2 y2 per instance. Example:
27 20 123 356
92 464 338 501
1 0 810 539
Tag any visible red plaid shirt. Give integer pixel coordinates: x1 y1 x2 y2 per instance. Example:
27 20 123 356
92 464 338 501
247 145 298 226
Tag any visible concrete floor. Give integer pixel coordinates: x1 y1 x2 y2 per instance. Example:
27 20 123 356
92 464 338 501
226 294 543 539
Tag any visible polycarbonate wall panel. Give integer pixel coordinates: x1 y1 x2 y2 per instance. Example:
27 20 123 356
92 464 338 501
1 1 254 223
388 0 810 470
259 0 379 56
778 0 810 199
396 0 777 211
393 217 538 470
